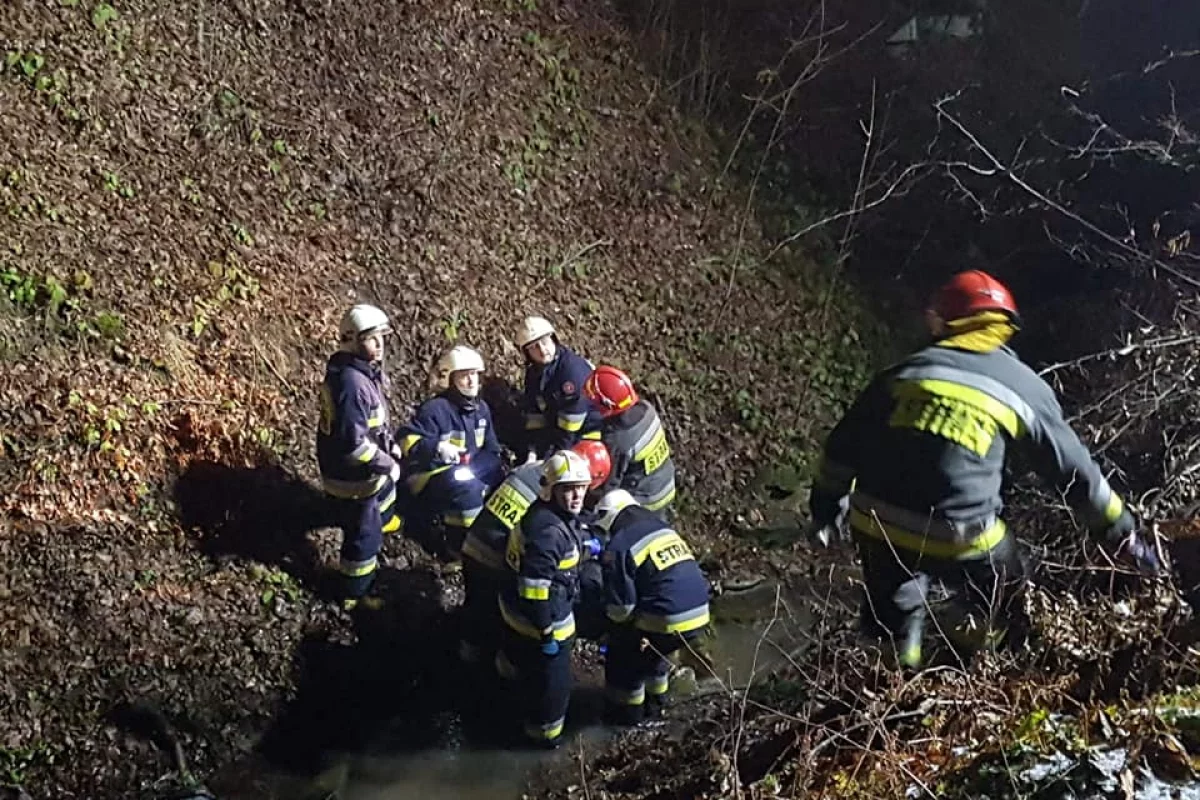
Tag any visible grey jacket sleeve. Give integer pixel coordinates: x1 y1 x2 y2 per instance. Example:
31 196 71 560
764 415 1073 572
1021 374 1126 531
810 372 893 523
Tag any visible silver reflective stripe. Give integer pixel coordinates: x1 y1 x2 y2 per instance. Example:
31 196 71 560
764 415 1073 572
607 603 636 622
322 474 386 499
339 555 377 577
850 490 996 543
630 411 661 455
378 486 397 512
348 440 379 465
893 364 1035 432
640 479 676 509
629 527 675 565
634 603 710 633
509 467 542 501
367 405 387 428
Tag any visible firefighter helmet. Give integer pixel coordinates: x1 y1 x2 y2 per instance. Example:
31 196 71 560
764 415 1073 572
584 365 639 418
571 440 612 490
434 345 485 392
931 271 1019 323
339 304 392 343
515 315 556 349
594 488 638 532
538 449 592 501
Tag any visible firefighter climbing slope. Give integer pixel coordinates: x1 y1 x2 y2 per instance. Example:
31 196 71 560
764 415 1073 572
515 315 604 461
807 270 1163 668
316 304 404 611
397 345 505 558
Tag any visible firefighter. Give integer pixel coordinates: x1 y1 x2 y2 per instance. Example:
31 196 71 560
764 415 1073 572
583 365 677 517
316 304 404 611
593 489 710 725
807 270 1162 668
496 449 592 748
458 440 612 664
397 345 505 557
514 315 603 460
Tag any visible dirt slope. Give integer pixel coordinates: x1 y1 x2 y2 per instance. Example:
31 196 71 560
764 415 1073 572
0 0 872 796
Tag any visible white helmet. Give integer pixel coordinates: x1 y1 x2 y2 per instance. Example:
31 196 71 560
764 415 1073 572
594 489 638 532
514 315 556 349
538 449 592 501
434 345 485 391
339 304 392 344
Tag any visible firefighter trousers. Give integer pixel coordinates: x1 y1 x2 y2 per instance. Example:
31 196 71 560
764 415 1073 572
853 528 1029 662
604 625 700 725
499 630 575 746
330 477 401 599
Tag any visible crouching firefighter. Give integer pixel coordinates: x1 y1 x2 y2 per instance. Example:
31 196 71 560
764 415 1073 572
514 315 603 460
317 304 404 611
584 365 677 517
808 270 1162 668
459 440 611 664
397 345 505 557
496 450 593 748
593 489 710 725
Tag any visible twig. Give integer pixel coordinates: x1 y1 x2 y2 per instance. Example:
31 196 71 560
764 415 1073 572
251 339 297 396
1037 334 1200 376
934 93 1200 291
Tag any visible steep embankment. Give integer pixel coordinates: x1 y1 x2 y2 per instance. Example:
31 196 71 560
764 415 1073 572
0 1 872 796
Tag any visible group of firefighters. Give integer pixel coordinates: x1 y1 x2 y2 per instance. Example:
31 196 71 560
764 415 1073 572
316 269 1165 748
317 310 707 746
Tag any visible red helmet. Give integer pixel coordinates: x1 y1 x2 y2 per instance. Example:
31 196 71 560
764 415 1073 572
571 440 612 490
584 365 639 419
931 270 1019 322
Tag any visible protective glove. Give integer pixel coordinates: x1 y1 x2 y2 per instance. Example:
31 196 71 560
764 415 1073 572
436 441 464 464
583 537 603 558
804 520 842 548
388 461 402 483
1098 509 1163 577
540 638 560 656
524 450 540 466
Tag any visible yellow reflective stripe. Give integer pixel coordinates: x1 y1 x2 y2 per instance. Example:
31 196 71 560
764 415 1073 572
643 485 676 512
848 508 1007 559
897 379 1022 438
518 577 552 600
498 598 576 641
485 482 534 528
631 532 682 567
378 487 397 513
524 718 566 740
322 474 386 499
447 433 467 449
557 412 586 432
582 430 602 440
634 606 710 634
647 673 669 696
367 406 386 428
406 464 452 494
606 684 645 706
1104 492 1124 524
444 507 482 529
339 556 377 577
558 550 580 570
381 515 402 534
401 434 422 455
633 426 666 462
349 440 379 464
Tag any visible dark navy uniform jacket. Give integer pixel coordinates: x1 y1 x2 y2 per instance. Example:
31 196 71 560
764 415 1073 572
398 391 501 491
602 505 710 635
317 352 398 499
499 501 583 641
522 345 602 454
